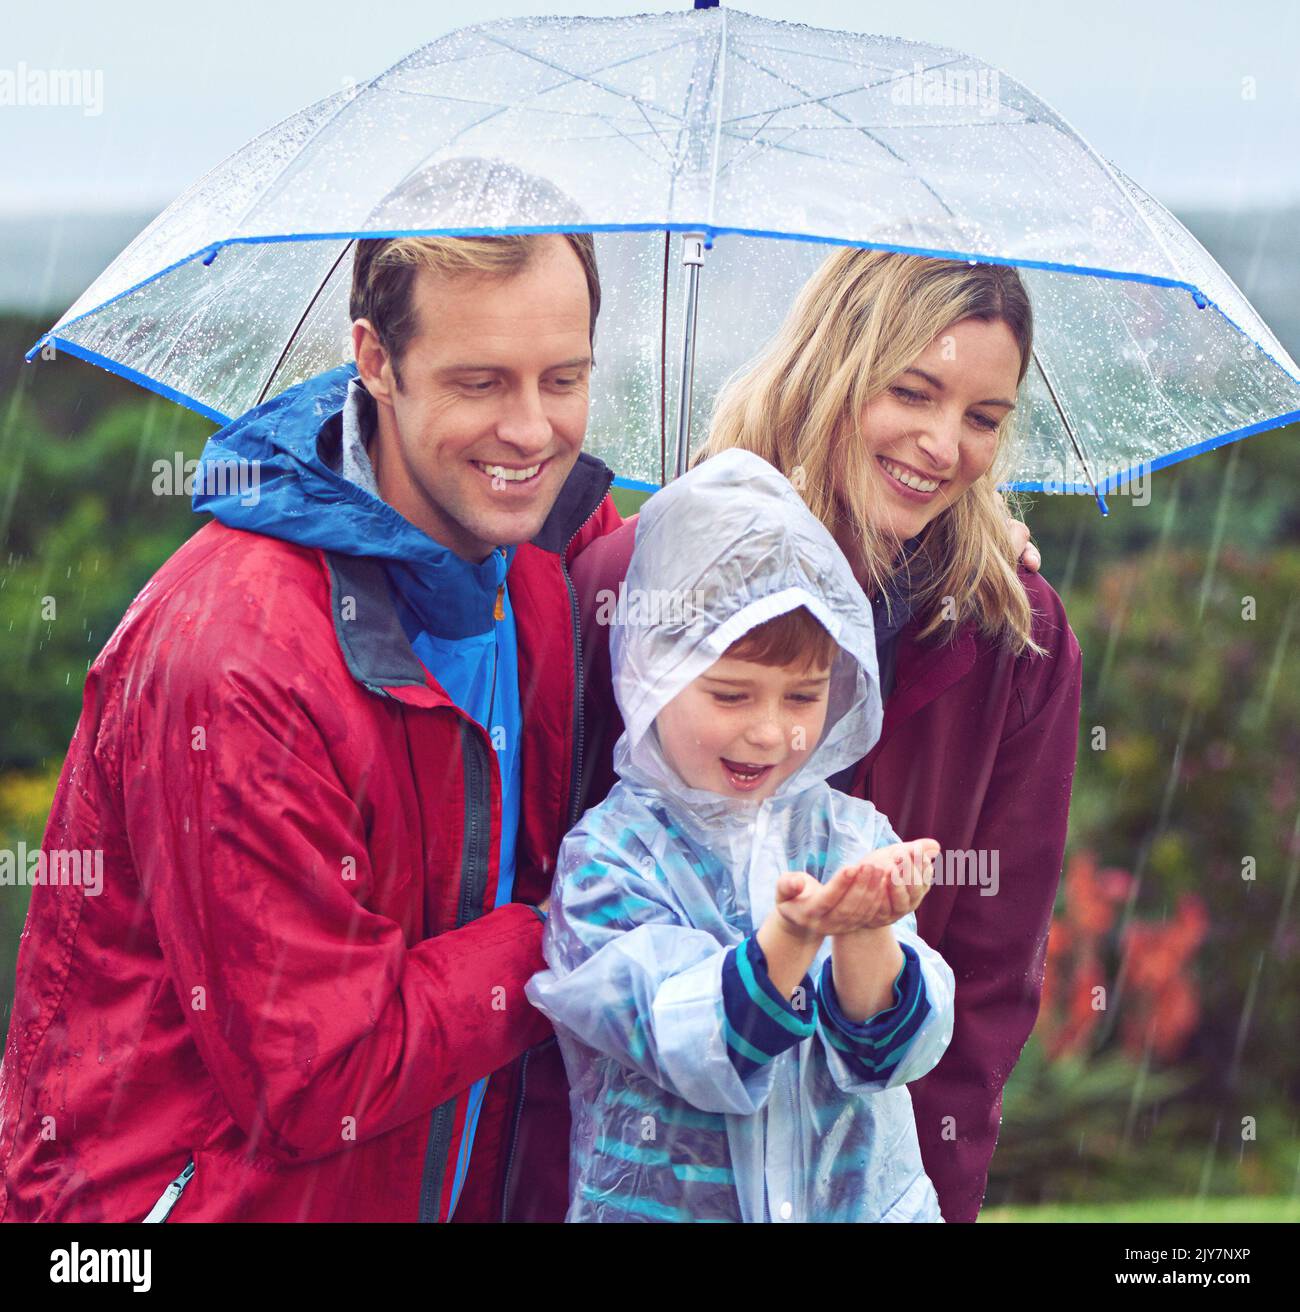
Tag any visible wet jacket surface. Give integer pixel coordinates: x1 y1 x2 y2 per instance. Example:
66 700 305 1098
527 451 954 1222
0 367 619 1222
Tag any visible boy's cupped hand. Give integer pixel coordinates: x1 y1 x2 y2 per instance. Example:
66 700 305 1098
774 839 939 940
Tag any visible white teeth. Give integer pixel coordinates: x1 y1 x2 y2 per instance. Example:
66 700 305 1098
879 457 940 493
477 462 540 482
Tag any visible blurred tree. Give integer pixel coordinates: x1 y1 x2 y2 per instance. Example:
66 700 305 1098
1 389 211 767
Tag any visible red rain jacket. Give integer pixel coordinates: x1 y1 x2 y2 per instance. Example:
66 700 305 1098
0 455 618 1223
546 514 1084 1224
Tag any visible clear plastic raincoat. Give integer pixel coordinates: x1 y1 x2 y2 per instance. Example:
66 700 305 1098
526 450 955 1222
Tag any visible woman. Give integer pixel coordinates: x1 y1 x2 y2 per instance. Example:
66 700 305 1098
568 249 1082 1224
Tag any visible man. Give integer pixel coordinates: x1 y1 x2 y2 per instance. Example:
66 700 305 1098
0 229 618 1222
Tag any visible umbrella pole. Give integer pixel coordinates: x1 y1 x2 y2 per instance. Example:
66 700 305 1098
1032 348 1110 517
672 233 707 480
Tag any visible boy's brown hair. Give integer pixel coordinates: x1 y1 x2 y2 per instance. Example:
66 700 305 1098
723 605 837 672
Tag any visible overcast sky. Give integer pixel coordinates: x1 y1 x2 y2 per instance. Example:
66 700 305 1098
1 0 1297 215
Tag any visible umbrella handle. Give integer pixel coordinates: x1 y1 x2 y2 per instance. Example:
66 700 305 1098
672 233 708 480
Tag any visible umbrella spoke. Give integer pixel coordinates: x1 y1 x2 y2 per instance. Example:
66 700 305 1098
479 31 692 126
725 47 957 220
722 54 968 125
714 108 784 181
582 113 668 169
383 87 681 164
738 36 918 76
714 123 951 224
256 240 355 407
631 98 677 166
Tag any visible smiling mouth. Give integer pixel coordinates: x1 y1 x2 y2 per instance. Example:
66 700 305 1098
876 455 945 496
720 758 776 791
473 460 545 487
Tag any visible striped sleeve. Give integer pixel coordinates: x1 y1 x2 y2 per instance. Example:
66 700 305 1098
816 942 929 1083
721 935 817 1079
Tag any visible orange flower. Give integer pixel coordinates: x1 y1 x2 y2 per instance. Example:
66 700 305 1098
1119 893 1207 1062
1036 852 1204 1066
1063 850 1132 940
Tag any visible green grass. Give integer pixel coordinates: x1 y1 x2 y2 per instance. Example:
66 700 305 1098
980 1197 1300 1223
610 483 652 517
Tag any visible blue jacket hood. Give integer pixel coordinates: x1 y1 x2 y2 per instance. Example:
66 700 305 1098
192 363 510 638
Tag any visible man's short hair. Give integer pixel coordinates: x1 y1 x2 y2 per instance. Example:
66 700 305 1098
349 232 600 389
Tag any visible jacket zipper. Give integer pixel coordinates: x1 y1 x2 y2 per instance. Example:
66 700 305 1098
419 720 493 1222
141 1158 195 1223
456 721 492 929
497 1046 531 1221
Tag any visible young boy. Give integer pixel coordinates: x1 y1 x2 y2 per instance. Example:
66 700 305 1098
526 450 954 1222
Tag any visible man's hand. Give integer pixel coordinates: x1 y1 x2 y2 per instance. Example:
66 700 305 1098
776 839 938 939
1005 513 1041 573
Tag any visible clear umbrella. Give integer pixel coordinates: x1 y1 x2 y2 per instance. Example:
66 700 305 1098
26 3 1300 510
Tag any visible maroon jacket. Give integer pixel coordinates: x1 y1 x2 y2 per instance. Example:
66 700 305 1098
556 514 1083 1223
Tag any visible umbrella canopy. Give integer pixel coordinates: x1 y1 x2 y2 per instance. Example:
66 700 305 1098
28 6 1300 498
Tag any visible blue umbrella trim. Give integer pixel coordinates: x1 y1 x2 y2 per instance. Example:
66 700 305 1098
25 226 1300 517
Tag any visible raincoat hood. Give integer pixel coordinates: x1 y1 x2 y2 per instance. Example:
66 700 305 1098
611 449 881 808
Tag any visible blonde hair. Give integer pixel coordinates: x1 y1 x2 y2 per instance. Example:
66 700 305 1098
350 233 600 388
696 249 1043 656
